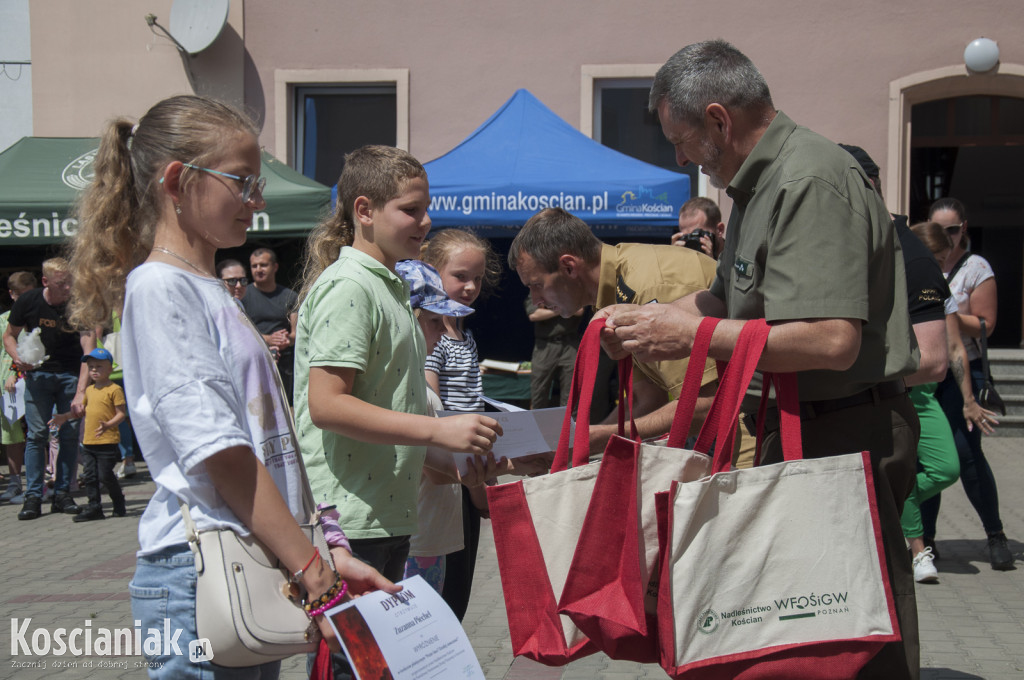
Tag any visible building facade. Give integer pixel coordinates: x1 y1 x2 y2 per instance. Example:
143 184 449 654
16 0 1024 345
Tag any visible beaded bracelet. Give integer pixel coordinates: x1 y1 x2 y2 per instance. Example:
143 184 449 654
303 577 348 614
305 578 349 618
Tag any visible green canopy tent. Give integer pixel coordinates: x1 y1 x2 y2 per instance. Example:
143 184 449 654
0 137 331 245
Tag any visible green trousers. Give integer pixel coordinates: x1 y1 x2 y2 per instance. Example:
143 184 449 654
901 384 960 538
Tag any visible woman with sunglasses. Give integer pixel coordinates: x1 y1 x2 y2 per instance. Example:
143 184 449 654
65 94 398 678
922 197 1013 571
216 258 249 300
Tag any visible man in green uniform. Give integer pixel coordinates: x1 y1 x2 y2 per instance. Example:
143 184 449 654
599 40 920 679
509 206 718 453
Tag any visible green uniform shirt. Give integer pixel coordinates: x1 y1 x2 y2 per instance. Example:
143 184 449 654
294 247 428 539
712 111 918 401
595 242 718 399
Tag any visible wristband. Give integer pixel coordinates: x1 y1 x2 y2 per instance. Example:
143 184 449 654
291 550 320 584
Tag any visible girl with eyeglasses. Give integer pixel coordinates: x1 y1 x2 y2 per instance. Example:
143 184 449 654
65 95 398 678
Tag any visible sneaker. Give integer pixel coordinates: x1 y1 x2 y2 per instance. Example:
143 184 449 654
122 460 137 478
987 532 1014 571
51 492 82 515
912 547 939 583
0 477 22 503
73 504 106 523
9 491 25 504
923 537 940 561
17 496 42 521
114 461 125 479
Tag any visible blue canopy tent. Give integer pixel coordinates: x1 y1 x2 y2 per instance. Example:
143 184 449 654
422 89 688 238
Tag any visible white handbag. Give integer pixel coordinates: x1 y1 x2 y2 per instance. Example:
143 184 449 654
180 497 332 667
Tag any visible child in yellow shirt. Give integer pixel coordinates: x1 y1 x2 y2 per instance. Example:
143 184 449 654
52 348 127 521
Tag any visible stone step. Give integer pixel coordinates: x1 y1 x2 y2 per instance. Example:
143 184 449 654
991 376 1024 395
996 393 1024 417
989 349 1024 376
987 413 1024 437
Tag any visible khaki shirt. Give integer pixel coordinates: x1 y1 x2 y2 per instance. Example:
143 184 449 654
712 112 918 401
595 242 718 398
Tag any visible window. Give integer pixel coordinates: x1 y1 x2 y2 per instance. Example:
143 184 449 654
294 85 396 186
273 68 409 185
591 77 697 192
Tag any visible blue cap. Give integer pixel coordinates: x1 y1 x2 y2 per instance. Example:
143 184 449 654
395 260 474 317
82 347 114 363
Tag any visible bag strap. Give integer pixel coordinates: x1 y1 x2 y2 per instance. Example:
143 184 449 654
554 319 605 472
946 252 970 285
665 316 721 448
615 351 638 442
978 318 992 379
690 320 803 474
698 320 770 471
762 372 803 462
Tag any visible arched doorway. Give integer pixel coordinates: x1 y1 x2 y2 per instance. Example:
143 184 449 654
889 66 1024 347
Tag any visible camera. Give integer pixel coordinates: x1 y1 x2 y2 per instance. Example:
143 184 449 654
680 228 714 252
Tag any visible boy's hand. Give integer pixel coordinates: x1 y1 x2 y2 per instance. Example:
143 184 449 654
95 421 111 438
49 413 70 428
434 414 502 456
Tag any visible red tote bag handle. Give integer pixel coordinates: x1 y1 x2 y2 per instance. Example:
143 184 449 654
553 318 634 472
689 320 802 474
664 316 721 449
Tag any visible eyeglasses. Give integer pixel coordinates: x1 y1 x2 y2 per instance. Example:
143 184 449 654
944 223 963 235
222 277 248 287
183 163 266 204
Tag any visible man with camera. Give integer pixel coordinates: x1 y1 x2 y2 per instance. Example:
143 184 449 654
509 206 717 454
670 196 726 259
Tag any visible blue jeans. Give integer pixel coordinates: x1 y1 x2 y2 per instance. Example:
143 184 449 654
23 370 79 498
130 544 281 679
922 361 1004 536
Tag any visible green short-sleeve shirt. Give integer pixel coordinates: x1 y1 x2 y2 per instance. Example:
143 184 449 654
711 112 917 401
595 243 718 398
294 247 428 539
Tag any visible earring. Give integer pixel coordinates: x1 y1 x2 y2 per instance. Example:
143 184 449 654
174 203 182 215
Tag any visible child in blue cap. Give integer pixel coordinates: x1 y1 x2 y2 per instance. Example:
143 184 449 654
395 259 484 593
51 347 127 521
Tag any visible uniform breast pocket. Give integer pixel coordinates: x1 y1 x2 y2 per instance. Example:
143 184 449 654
731 252 757 295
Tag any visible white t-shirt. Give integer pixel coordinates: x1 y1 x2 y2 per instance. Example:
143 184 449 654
947 254 995 362
123 263 305 556
408 388 464 557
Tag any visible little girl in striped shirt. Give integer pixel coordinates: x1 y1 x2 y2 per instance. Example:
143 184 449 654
420 228 502 620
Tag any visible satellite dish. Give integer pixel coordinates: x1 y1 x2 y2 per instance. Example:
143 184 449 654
168 0 229 55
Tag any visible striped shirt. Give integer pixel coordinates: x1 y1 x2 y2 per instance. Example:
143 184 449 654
425 331 484 412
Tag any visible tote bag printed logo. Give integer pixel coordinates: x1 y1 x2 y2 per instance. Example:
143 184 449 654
696 608 719 634
775 591 851 621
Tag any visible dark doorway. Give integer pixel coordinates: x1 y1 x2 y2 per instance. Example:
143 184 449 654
909 95 1024 348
